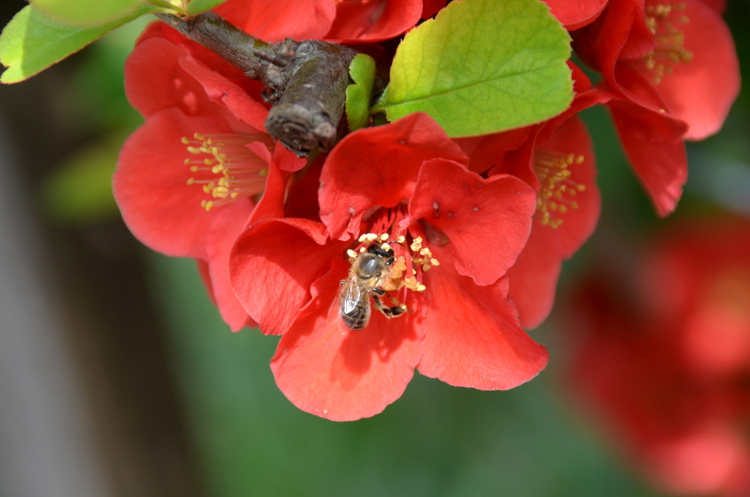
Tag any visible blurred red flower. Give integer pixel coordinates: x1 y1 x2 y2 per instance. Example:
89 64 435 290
573 0 740 215
230 113 549 420
566 217 750 496
113 23 304 331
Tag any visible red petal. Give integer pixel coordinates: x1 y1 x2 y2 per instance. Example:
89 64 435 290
205 201 256 331
570 60 592 93
454 127 532 175
699 0 726 12
113 108 238 258
246 156 288 224
273 142 307 172
178 56 269 132
271 263 422 421
319 113 467 240
417 249 549 390
230 218 347 335
609 98 688 217
538 116 600 257
215 0 337 42
654 0 740 140
409 159 537 286
542 0 607 30
421 0 447 18
506 237 562 330
324 0 422 42
508 116 600 328
572 0 636 77
285 154 325 221
125 37 219 118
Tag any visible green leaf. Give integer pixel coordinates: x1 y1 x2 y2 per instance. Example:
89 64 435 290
187 0 230 15
345 54 377 132
27 0 164 26
0 5 142 84
376 0 573 137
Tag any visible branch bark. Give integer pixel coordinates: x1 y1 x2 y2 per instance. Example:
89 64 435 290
156 12 357 157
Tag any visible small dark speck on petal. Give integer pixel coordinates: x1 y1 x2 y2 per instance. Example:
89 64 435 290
447 212 453 218
463 184 468 188
400 140 407 145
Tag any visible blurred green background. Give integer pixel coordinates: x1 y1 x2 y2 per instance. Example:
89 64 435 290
0 1 748 496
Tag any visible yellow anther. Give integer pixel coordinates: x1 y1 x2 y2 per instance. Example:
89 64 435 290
183 132 271 211
535 149 586 229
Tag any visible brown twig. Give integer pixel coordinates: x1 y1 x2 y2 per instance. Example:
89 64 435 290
156 12 357 157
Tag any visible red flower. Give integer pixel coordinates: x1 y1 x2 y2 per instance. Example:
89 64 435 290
565 217 750 496
458 65 604 328
230 113 548 420
113 23 304 330
573 0 740 215
215 0 423 43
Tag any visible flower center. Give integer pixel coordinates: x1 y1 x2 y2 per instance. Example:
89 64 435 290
639 2 693 84
534 149 586 229
346 232 439 314
345 205 440 315
182 133 271 211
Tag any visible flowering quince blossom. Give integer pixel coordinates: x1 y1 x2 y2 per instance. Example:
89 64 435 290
565 218 750 496
215 0 424 43
573 0 740 216
230 113 549 421
457 64 603 328
113 22 305 331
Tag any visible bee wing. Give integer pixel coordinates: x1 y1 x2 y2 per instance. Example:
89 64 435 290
339 278 364 315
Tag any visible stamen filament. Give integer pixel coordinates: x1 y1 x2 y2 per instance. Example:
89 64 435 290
183 132 271 211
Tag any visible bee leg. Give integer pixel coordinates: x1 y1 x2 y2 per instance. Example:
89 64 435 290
372 293 409 319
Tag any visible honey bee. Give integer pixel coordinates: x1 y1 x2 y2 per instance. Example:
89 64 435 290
339 243 408 330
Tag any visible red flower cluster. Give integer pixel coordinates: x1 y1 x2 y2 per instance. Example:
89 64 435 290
112 0 739 419
573 0 740 215
565 218 750 496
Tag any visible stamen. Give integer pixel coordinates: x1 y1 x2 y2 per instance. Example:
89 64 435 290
535 149 586 229
346 226 440 316
640 2 692 84
183 132 271 211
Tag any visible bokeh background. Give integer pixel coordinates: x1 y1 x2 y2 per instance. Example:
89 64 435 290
0 1 749 495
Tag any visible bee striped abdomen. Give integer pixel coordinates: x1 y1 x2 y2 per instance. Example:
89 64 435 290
340 297 371 330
